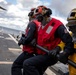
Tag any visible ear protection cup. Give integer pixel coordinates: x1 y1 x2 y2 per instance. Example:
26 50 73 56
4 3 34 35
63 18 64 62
28 11 34 17
44 8 52 17
47 8 52 16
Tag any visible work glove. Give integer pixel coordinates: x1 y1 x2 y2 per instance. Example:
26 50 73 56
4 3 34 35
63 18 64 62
18 37 26 46
57 51 69 64
49 46 61 56
21 34 25 37
18 34 26 46
30 39 36 47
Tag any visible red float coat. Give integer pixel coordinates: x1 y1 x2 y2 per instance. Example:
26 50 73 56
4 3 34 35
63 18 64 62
37 18 63 54
22 20 41 53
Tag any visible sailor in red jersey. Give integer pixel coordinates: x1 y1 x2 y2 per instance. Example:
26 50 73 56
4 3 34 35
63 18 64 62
11 8 41 75
23 5 73 75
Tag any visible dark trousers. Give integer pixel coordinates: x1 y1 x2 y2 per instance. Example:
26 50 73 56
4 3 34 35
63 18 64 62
11 51 35 75
23 54 58 75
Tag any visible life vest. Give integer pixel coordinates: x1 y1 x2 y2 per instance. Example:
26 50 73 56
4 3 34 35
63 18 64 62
37 18 63 54
22 20 41 53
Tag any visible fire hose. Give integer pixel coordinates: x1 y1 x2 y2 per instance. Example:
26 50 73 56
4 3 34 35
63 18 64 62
18 36 76 68
35 44 76 68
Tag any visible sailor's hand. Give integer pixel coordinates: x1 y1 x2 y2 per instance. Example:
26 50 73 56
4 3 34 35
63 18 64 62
18 36 26 46
58 51 69 64
30 39 36 47
49 46 61 56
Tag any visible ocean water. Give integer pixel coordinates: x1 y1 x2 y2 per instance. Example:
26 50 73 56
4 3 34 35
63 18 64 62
0 26 24 36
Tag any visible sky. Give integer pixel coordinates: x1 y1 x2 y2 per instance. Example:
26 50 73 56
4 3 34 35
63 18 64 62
0 0 76 31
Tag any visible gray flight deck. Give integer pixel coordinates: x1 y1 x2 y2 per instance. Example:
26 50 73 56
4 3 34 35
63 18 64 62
0 32 22 75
